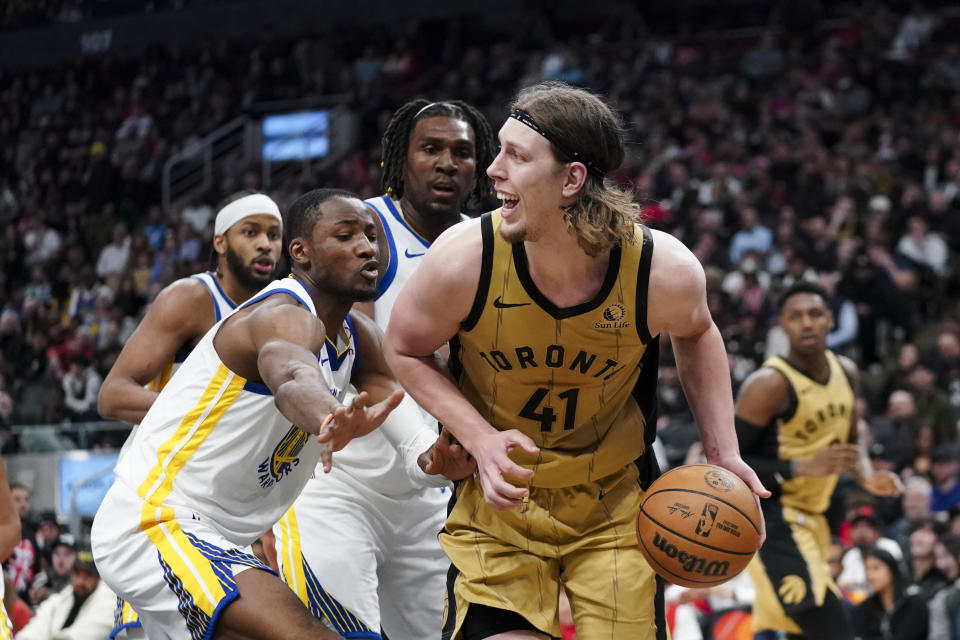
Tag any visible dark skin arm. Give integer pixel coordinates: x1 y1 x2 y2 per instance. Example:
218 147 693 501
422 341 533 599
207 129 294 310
736 368 860 479
0 460 21 561
215 295 403 472
98 278 216 424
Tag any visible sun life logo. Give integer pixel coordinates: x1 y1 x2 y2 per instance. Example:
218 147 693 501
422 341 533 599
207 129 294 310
596 303 631 329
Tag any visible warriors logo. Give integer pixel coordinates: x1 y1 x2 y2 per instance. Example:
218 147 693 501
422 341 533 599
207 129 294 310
258 425 310 488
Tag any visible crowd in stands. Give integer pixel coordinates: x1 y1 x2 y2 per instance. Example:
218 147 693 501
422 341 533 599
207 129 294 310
1 0 960 636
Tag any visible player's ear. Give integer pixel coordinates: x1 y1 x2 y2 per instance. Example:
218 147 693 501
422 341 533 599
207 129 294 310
288 237 310 266
212 234 227 256
561 162 588 199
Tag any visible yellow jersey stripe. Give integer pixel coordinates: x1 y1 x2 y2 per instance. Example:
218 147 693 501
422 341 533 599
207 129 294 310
278 507 310 608
137 364 243 503
0 603 12 640
143 519 227 616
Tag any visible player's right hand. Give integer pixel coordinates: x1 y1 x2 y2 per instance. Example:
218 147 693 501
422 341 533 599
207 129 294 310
471 429 539 511
795 444 860 477
317 389 404 472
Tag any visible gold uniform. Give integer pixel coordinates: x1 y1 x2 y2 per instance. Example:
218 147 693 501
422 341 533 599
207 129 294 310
746 351 855 635
442 210 664 639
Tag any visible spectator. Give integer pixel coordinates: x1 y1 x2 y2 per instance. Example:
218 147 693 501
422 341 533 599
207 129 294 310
871 390 920 471
897 215 950 278
886 476 933 555
930 534 960 640
910 364 958 445
6 483 36 600
933 331 960 412
17 543 115 640
931 445 960 514
94 222 130 282
28 537 76 608
838 506 903 595
61 354 101 422
728 206 773 264
908 525 948 597
853 548 929 640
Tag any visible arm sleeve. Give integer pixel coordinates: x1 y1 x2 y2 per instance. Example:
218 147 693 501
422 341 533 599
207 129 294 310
736 415 793 488
375 393 450 490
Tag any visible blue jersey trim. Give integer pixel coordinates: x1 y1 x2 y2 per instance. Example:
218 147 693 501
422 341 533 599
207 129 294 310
243 381 272 395
191 274 223 322
239 284 312 315
208 273 238 310
346 315 359 378
382 196 430 249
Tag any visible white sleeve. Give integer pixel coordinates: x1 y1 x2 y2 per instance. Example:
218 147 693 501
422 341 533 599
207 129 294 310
376 393 451 490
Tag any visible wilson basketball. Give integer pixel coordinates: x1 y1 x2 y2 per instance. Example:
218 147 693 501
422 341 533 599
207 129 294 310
636 464 761 588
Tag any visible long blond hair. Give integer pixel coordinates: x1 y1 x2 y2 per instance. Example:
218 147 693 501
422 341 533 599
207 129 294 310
513 82 638 256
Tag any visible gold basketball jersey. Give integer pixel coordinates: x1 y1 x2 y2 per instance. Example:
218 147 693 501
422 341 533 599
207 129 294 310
765 351 855 514
449 210 658 488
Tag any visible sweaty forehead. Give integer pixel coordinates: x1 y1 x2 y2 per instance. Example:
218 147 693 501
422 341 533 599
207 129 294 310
411 116 474 144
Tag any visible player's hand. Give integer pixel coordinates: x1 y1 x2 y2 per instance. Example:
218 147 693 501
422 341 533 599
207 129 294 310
316 389 404 472
419 427 476 481
862 470 903 496
794 444 860 477
713 454 770 545
471 429 539 511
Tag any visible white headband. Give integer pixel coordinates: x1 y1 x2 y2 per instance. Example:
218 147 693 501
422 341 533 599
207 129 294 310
214 194 282 236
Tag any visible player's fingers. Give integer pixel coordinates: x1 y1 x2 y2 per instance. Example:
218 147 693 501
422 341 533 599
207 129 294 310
319 442 333 473
504 430 540 456
756 494 766 545
499 458 534 481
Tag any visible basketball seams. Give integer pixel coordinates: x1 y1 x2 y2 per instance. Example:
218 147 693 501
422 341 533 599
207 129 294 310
642 487 762 536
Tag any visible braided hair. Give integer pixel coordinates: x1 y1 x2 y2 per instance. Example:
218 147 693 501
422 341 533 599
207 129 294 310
380 100 496 206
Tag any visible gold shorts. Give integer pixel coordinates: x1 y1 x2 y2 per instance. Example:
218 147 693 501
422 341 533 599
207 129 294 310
440 463 663 639
747 503 838 634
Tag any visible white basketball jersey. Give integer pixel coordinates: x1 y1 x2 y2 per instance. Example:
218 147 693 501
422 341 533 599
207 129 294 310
328 197 465 496
147 272 237 392
115 277 357 544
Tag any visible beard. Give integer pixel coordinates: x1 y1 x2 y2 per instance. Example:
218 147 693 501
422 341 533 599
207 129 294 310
225 245 274 291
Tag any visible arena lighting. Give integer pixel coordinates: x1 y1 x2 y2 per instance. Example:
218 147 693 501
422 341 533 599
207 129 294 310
262 110 331 161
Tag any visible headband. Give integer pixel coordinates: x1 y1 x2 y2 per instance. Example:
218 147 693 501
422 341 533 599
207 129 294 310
214 194 282 236
509 108 606 180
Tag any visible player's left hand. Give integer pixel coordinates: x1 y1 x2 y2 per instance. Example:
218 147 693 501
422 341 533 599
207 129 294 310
419 427 476 481
862 470 903 496
317 389 404 472
713 454 770 545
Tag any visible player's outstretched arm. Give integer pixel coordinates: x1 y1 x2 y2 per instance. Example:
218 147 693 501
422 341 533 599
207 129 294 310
648 230 770 501
98 279 215 424
384 220 537 510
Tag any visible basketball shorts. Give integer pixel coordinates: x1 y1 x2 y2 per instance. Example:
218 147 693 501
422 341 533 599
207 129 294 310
110 599 144 639
440 463 666 640
274 465 448 639
747 502 839 635
0 601 11 640
92 481 274 640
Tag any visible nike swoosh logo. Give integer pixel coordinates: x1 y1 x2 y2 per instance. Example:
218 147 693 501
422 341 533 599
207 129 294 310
493 296 530 309
404 249 425 258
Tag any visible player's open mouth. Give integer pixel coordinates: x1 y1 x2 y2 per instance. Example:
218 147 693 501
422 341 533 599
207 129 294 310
431 181 457 197
497 191 519 212
360 260 379 281
252 258 274 274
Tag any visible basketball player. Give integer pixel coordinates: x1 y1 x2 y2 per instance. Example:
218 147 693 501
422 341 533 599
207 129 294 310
91 189 407 640
98 191 283 424
272 100 495 638
0 459 21 639
737 281 901 640
383 81 769 639
97 191 283 637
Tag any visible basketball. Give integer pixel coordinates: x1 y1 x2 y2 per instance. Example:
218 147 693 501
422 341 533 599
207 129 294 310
636 464 762 588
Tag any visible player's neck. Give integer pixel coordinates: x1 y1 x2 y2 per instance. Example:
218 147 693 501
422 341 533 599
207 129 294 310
522 232 611 308
398 196 460 243
215 271 254 307
786 349 829 382
291 272 351 343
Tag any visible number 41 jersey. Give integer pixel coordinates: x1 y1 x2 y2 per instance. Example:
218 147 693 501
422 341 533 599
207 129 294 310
449 210 658 489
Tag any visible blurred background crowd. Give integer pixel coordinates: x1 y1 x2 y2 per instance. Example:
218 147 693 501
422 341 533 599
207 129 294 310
1 0 960 637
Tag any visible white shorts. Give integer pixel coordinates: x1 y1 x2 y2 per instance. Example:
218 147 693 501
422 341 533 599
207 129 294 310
92 482 273 640
274 466 449 639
